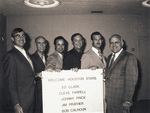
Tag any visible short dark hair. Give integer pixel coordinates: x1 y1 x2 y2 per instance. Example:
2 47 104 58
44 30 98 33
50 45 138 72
35 36 46 43
54 36 65 45
91 31 103 40
11 28 24 37
71 33 84 42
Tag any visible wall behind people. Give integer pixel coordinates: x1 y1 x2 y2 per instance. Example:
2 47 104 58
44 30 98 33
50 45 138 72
6 14 149 100
6 15 148 57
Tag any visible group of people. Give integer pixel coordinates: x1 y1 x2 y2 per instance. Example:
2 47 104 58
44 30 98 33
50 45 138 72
2 28 138 113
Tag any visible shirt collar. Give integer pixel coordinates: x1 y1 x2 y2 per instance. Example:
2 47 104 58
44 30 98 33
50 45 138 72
14 45 25 53
113 48 123 61
37 51 44 58
56 51 63 59
92 47 101 56
14 45 28 59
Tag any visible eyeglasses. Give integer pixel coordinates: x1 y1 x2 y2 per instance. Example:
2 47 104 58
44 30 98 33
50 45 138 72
14 34 26 38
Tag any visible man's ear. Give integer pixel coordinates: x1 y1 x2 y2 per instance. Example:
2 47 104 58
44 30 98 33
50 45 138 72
121 40 124 47
45 41 47 45
72 41 74 46
11 37 14 42
82 39 84 43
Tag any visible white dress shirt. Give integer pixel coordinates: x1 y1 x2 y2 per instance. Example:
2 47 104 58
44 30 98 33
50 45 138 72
92 47 100 57
113 48 123 61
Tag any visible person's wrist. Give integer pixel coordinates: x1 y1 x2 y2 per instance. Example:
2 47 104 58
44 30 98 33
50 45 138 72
15 103 19 106
14 103 19 109
123 101 132 106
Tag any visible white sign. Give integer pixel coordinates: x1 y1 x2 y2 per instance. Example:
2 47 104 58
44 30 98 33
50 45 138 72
42 69 104 113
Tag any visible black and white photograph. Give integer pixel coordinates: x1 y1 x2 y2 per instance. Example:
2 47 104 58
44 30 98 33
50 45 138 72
0 0 150 113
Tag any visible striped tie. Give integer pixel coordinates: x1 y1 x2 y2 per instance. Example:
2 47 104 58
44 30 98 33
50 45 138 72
108 54 115 68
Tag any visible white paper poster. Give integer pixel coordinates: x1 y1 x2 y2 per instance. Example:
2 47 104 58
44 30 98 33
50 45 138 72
42 69 104 113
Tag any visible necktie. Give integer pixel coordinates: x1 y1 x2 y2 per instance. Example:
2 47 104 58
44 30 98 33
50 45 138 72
108 54 115 68
98 50 106 67
98 50 102 59
41 55 46 65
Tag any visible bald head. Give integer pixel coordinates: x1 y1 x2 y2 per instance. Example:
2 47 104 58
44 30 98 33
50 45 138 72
109 34 124 53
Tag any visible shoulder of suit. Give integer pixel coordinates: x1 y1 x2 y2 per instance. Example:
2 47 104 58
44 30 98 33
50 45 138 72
66 49 78 56
3 49 18 61
7 48 18 56
31 52 39 58
83 48 92 54
49 51 58 58
122 50 134 56
125 51 137 59
64 52 72 59
68 48 74 53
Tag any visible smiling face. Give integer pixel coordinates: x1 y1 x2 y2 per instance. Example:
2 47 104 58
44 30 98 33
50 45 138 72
72 35 83 51
11 31 26 48
36 37 46 53
55 39 65 54
109 35 124 53
92 35 103 50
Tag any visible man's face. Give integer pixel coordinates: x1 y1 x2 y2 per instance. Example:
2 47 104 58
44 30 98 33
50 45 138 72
36 37 46 53
55 39 65 53
92 35 103 49
109 36 123 53
11 31 26 48
72 35 83 50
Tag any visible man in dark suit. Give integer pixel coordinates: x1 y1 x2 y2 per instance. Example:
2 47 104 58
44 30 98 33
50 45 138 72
31 36 47 113
105 34 138 113
81 31 106 69
63 33 84 70
46 36 66 72
3 28 35 113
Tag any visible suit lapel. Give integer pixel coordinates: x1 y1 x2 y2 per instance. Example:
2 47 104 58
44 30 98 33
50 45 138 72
107 50 126 75
35 51 45 67
90 49 100 61
13 47 34 72
54 51 63 66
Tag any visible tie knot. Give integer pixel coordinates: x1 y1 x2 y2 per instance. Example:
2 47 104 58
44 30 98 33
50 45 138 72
98 50 102 55
112 53 115 57
111 53 115 61
98 50 101 54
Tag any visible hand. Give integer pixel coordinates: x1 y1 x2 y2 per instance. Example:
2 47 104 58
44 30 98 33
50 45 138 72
88 66 98 70
36 72 43 79
71 68 79 72
14 104 23 113
46 68 54 72
55 68 61 72
122 101 132 111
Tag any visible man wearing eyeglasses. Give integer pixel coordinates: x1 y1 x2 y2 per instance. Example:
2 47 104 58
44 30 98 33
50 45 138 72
3 28 36 113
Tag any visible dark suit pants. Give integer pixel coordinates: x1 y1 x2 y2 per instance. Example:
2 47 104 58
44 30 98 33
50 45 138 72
35 79 43 113
106 105 123 113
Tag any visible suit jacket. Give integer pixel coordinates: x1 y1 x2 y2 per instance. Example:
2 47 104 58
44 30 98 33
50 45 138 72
63 48 83 70
31 51 46 113
81 48 105 69
46 51 63 70
3 47 35 112
105 50 138 106
31 51 46 73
